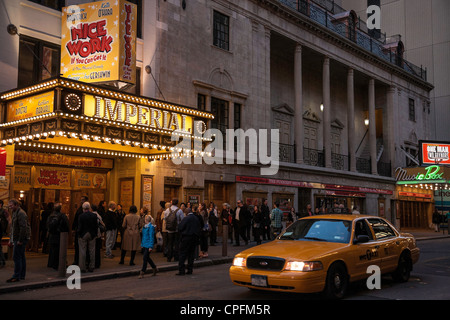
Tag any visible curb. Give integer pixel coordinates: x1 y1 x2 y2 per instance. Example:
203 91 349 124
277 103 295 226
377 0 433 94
0 256 234 295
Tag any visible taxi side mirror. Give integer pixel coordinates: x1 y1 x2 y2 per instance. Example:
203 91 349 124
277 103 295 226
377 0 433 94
353 235 370 244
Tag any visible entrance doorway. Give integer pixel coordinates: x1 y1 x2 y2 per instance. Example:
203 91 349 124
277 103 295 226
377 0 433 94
398 200 430 229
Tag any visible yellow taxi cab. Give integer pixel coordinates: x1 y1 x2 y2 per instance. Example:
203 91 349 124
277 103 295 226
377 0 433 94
229 215 420 299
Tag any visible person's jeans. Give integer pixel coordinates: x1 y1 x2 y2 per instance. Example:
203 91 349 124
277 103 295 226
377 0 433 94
105 229 116 256
13 240 27 280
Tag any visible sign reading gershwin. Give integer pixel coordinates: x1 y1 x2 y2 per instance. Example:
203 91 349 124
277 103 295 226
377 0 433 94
61 0 137 85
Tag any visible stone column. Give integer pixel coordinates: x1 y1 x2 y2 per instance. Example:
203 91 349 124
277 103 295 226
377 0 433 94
386 86 397 176
347 68 356 172
369 79 377 175
294 44 304 164
323 57 332 168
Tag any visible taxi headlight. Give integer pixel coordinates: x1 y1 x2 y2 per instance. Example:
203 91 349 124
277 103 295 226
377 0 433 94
285 261 323 272
232 257 246 267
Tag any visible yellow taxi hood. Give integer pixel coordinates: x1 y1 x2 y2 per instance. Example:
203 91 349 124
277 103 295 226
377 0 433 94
237 240 349 261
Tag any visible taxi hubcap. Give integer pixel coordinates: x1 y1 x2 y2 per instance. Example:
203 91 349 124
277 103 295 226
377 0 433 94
334 274 341 288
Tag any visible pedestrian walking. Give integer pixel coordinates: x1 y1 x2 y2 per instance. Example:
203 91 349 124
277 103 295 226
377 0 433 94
352 206 361 215
104 201 118 258
155 201 165 252
139 215 158 278
163 199 184 262
432 208 441 232
6 199 30 282
72 195 88 265
233 200 249 246
252 205 263 245
77 202 98 273
261 199 271 241
208 202 218 246
91 205 105 269
114 203 126 249
198 203 210 258
46 203 69 270
221 203 233 243
270 202 283 240
177 209 201 275
119 205 141 266
0 200 9 268
39 202 53 254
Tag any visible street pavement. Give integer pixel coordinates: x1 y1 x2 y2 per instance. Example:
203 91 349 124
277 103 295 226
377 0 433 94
0 229 448 295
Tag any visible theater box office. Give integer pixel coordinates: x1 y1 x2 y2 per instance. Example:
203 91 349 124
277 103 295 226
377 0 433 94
0 77 214 250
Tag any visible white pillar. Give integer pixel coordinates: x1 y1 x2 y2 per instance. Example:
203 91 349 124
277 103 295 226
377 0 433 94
347 68 356 172
323 57 331 168
369 79 377 175
294 44 303 164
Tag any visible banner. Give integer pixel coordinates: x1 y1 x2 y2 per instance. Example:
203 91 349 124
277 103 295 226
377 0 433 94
420 141 450 165
61 0 137 84
7 91 54 123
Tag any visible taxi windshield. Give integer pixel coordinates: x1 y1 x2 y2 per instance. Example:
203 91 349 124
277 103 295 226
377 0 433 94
279 219 352 244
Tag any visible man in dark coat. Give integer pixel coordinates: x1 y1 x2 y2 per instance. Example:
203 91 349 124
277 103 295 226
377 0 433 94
177 211 200 275
233 200 250 246
72 195 88 265
261 199 271 240
77 202 98 273
46 203 69 270
7 198 30 282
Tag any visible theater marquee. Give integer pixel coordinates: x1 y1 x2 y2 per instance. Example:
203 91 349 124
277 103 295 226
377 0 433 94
0 78 214 161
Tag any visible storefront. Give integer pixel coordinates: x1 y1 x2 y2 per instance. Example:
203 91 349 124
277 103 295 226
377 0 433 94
0 77 213 251
235 175 394 218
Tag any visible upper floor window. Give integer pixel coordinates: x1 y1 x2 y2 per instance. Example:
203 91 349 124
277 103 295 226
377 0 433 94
28 0 65 11
213 10 230 51
409 98 416 122
198 94 206 111
211 97 229 135
18 35 60 88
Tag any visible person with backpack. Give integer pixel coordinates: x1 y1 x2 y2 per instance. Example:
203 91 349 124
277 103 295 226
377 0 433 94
163 199 184 262
46 203 69 270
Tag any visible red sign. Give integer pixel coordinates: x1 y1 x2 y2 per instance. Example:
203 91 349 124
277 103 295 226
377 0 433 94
236 176 393 195
420 141 450 165
0 148 6 179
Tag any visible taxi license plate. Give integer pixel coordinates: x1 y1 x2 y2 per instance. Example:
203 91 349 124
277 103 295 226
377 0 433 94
251 275 268 287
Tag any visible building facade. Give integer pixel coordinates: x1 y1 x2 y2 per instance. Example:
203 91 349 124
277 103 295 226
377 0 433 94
0 0 435 251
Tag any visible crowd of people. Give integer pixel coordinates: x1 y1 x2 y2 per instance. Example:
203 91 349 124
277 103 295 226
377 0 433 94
2 195 385 282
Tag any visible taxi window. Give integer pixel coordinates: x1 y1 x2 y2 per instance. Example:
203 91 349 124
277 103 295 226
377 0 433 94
367 219 396 240
354 219 374 240
279 219 351 244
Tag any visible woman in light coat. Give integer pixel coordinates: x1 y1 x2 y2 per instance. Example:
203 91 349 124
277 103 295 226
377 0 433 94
119 205 141 266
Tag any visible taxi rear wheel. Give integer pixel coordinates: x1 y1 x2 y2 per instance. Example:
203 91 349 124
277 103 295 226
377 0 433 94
392 252 412 283
323 262 349 300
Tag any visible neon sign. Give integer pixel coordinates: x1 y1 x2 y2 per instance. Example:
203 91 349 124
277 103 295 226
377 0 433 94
396 165 447 184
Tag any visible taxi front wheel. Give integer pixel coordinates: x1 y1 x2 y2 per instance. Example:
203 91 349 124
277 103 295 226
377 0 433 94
323 263 349 300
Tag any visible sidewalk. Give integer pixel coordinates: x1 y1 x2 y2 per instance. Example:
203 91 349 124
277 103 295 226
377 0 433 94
0 230 449 295
0 237 252 294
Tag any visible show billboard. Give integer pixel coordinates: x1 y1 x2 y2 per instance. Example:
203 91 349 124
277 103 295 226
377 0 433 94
61 0 137 84
419 141 450 165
